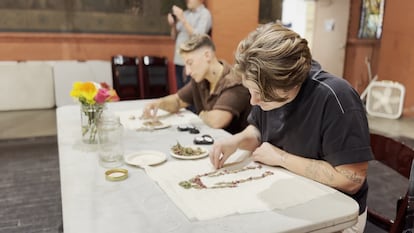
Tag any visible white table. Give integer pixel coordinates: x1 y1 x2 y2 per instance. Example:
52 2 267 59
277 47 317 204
57 100 359 233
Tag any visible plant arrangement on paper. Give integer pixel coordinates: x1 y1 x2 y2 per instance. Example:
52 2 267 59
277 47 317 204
70 81 119 144
178 164 274 189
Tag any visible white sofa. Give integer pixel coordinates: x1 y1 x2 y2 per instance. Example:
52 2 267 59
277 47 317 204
0 60 113 111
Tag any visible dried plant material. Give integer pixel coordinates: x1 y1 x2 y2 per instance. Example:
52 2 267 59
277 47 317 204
178 164 274 189
143 119 163 127
171 142 203 156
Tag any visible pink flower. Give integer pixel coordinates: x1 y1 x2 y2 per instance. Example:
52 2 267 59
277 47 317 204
107 89 120 101
100 82 110 90
94 88 110 104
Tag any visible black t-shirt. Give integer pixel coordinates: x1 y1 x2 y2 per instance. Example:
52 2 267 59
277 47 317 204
248 61 373 214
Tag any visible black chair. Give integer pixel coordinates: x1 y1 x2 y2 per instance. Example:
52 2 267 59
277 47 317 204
141 56 169 99
111 55 141 100
367 133 414 232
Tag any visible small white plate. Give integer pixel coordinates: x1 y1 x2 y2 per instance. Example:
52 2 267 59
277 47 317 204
170 146 209 160
124 150 167 167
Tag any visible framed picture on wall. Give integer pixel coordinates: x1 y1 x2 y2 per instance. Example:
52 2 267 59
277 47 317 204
0 0 186 35
358 0 385 39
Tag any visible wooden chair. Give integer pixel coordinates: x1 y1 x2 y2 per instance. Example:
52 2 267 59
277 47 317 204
111 55 142 100
368 133 414 232
389 161 414 233
141 56 169 99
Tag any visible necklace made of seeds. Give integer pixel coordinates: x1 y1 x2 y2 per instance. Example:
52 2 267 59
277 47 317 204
178 164 274 189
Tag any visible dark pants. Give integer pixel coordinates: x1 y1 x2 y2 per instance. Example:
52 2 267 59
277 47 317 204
175 65 191 90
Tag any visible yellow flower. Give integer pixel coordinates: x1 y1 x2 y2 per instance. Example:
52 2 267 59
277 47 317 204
70 81 98 105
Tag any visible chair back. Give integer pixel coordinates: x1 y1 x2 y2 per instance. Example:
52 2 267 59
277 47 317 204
141 56 169 98
111 55 141 100
368 133 414 232
370 134 414 178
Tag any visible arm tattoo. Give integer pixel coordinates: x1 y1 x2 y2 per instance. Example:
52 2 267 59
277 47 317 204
305 160 335 184
338 169 364 184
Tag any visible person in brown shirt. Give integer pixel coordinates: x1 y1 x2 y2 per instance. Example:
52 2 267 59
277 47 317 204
141 34 251 134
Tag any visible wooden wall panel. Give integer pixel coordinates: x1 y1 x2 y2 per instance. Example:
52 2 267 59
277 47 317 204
0 33 177 92
377 0 414 116
343 0 381 94
208 0 259 63
344 39 381 93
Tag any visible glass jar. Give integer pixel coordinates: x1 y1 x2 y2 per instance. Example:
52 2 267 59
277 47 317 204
80 104 104 144
97 112 124 168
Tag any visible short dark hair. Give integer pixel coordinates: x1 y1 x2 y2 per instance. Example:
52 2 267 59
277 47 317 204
179 34 216 54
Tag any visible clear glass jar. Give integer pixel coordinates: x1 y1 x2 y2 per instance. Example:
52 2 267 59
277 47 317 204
80 104 104 144
97 112 124 168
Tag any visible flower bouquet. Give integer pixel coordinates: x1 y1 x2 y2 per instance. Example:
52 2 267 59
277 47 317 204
70 82 119 144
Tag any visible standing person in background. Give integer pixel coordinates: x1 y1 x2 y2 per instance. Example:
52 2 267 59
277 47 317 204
167 0 212 90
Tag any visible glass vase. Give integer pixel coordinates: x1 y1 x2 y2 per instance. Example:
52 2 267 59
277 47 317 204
97 112 124 168
80 104 104 144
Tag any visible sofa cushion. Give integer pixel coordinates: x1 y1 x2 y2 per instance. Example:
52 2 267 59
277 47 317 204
0 63 55 111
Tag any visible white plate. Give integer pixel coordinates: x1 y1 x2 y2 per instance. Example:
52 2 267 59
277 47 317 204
170 146 209 160
124 150 167 166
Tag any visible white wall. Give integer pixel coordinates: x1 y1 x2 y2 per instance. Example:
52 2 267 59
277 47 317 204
282 0 350 77
281 0 315 49
282 0 308 37
311 0 350 77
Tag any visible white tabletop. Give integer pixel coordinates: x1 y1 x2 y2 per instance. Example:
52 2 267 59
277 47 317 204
57 100 359 233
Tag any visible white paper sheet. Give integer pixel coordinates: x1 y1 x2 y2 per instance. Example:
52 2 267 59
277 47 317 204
115 109 202 130
144 154 336 221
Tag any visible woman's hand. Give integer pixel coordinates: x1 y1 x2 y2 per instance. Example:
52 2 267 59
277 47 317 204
141 101 159 119
209 137 239 169
172 5 184 22
251 142 288 167
210 125 262 169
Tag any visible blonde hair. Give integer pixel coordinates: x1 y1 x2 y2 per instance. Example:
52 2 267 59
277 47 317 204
235 23 312 102
179 34 216 54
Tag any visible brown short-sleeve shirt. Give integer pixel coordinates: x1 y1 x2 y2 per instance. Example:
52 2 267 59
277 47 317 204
177 61 251 134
